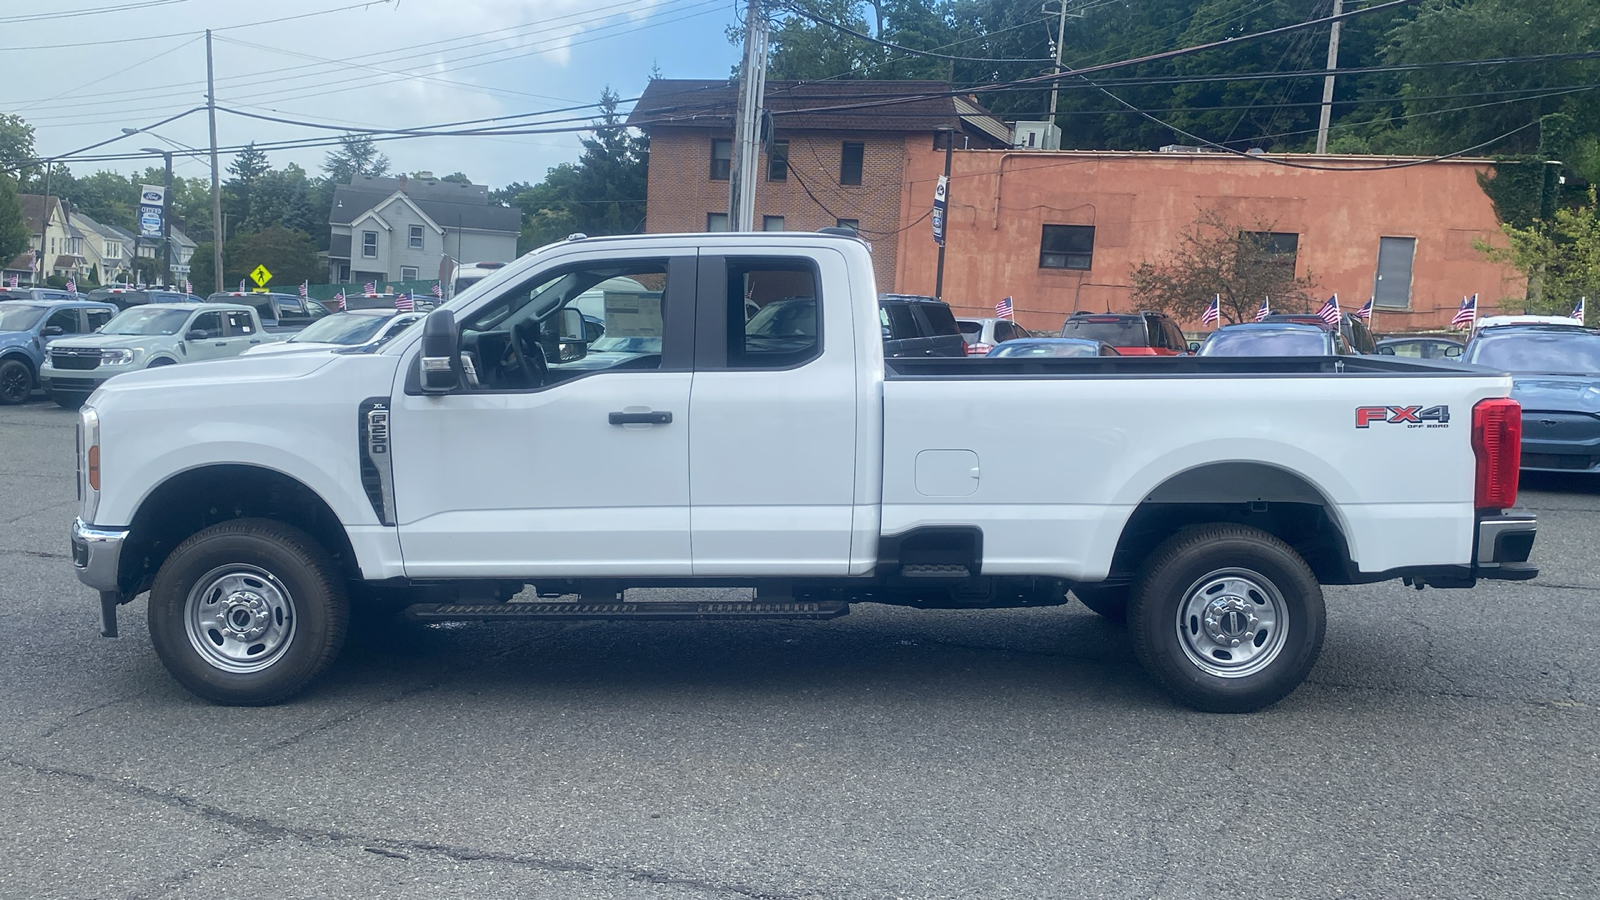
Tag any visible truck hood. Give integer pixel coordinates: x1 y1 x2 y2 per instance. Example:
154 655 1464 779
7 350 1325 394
241 341 342 356
94 351 341 393
1511 375 1600 415
49 333 169 351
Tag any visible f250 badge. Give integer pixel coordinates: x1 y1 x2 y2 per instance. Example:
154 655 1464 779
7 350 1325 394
1356 405 1451 428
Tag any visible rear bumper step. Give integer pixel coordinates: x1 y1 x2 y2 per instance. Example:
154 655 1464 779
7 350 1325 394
405 600 850 622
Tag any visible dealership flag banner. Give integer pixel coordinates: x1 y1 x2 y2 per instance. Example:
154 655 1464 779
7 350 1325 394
1317 294 1340 326
137 184 165 240
1573 296 1586 322
1356 297 1374 322
1451 294 1477 330
1255 297 1271 322
931 175 948 247
65 276 76 293
995 296 1013 319
1201 294 1220 326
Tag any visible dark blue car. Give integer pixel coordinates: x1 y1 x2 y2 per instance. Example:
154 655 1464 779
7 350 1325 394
1464 325 1600 472
0 300 119 404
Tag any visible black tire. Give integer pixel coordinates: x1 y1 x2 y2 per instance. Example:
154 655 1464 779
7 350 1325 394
1073 584 1129 623
0 358 32 405
51 391 88 410
148 518 349 705
1128 524 1325 713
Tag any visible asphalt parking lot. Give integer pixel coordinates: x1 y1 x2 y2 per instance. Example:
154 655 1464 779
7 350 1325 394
2 397 1597 899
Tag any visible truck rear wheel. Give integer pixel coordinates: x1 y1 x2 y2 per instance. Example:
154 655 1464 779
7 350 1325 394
1128 525 1324 713
148 518 349 705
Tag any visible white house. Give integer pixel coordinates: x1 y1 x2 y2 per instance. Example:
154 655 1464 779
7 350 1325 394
327 174 519 285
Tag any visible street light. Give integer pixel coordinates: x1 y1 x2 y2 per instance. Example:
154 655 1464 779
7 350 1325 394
140 147 174 288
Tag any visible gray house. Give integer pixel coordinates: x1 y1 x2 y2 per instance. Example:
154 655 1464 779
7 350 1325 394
327 174 520 285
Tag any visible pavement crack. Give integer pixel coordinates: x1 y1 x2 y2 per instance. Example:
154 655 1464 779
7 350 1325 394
0 547 70 560
36 690 150 740
4 758 808 900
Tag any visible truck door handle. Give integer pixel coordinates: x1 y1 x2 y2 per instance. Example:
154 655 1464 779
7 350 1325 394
215 341 227 346
609 411 672 425
249 339 261 344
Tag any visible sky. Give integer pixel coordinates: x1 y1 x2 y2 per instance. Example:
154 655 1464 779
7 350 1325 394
4 0 744 190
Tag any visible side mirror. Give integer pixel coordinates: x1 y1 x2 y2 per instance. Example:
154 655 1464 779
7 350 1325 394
1187 341 1201 353
419 309 462 393
881 325 892 340
1445 347 1463 358
558 307 586 342
41 325 64 336
1377 346 1395 355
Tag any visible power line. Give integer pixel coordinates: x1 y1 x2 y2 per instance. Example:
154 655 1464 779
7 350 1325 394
1 1 394 51
0 0 188 26
772 0 1055 63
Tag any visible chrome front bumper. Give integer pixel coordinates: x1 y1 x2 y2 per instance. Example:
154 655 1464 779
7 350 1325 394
71 517 127 593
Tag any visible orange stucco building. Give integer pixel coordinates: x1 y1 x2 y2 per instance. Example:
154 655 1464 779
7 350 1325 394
893 147 1524 334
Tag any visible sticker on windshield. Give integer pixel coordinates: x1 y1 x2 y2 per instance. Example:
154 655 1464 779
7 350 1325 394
1356 405 1451 429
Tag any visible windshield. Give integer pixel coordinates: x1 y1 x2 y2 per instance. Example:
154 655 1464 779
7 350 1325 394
1468 333 1600 374
990 340 1099 358
0 303 48 332
102 307 191 335
1061 318 1146 346
289 313 390 345
1200 329 1328 356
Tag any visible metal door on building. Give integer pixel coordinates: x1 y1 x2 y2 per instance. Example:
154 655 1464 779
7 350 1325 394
1373 237 1416 309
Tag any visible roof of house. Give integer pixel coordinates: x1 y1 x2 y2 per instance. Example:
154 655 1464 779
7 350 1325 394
5 252 33 272
17 194 62 232
329 175 520 234
627 79 1008 144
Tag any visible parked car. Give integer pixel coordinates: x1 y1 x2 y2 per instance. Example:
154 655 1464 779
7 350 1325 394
85 287 200 310
242 309 423 356
1475 314 1584 333
206 291 331 332
71 230 1536 713
0 287 85 303
0 300 117 404
985 337 1118 358
957 317 1031 356
1198 322 1351 356
880 293 965 358
1463 325 1600 472
452 261 509 297
1376 336 1465 360
1059 310 1188 356
40 303 283 407
1260 312 1377 354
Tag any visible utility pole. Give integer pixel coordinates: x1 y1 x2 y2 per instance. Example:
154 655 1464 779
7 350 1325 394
206 29 224 293
1045 1 1070 149
728 0 768 232
36 162 52 287
1315 0 1343 155
933 126 953 301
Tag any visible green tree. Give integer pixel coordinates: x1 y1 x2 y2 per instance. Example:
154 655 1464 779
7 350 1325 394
206 225 321 290
0 175 30 266
322 134 390 185
1481 187 1600 316
0 114 37 179
63 170 135 229
1129 206 1320 324
505 88 649 251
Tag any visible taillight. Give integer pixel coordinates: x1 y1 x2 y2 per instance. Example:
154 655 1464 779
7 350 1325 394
1472 397 1521 512
966 342 991 356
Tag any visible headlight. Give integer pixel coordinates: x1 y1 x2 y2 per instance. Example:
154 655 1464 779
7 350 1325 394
100 349 135 365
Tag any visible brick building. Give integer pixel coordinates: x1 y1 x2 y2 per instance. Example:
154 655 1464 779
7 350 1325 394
894 147 1524 333
628 79 1007 292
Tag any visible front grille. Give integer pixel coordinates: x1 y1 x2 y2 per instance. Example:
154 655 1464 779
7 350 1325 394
1522 452 1598 471
50 349 101 371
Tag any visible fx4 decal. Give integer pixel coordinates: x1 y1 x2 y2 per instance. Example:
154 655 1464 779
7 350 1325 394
1356 405 1451 429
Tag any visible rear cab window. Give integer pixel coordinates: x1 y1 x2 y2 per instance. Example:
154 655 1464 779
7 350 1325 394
1062 316 1148 347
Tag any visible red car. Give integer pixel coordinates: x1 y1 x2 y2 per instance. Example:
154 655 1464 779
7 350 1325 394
1059 311 1188 356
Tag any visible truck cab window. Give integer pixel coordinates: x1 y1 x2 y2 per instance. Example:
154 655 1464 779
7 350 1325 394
727 259 820 369
456 259 669 391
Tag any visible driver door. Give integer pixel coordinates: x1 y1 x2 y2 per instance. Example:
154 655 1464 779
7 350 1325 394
387 252 696 579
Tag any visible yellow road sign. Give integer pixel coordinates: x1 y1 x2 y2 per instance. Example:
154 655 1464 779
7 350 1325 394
249 264 272 287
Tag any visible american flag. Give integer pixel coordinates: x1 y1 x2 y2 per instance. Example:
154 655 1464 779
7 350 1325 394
431 281 443 299
1200 294 1220 326
1316 294 1340 327
1254 297 1271 322
184 279 192 294
299 280 309 300
394 291 414 312
332 289 346 312
364 281 377 294
1355 297 1374 322
995 296 1013 319
1573 296 1586 323
1451 294 1477 330
239 278 246 293
6 274 16 288
65 276 76 293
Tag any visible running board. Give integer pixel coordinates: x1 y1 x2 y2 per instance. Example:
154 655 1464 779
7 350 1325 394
405 600 849 622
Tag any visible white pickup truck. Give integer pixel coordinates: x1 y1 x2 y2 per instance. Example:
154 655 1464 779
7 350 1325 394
70 232 1537 712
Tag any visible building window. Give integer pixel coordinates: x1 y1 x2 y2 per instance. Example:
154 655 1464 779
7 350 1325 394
401 266 419 280
1243 231 1300 269
835 218 859 233
338 263 351 282
762 216 785 231
1040 224 1095 270
707 212 729 232
710 139 732 181
767 140 789 181
840 142 865 185
408 225 424 249
362 231 378 258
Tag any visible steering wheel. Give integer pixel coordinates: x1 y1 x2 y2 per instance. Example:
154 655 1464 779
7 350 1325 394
503 320 547 389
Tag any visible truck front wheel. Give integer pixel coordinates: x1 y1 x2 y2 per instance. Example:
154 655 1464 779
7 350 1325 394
148 519 349 705
1129 525 1325 713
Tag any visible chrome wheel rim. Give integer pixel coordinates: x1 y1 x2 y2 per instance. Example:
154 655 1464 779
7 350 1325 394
1175 567 1288 678
185 565 296 673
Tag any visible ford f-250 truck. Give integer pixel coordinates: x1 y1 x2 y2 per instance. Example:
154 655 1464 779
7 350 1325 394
70 232 1538 712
